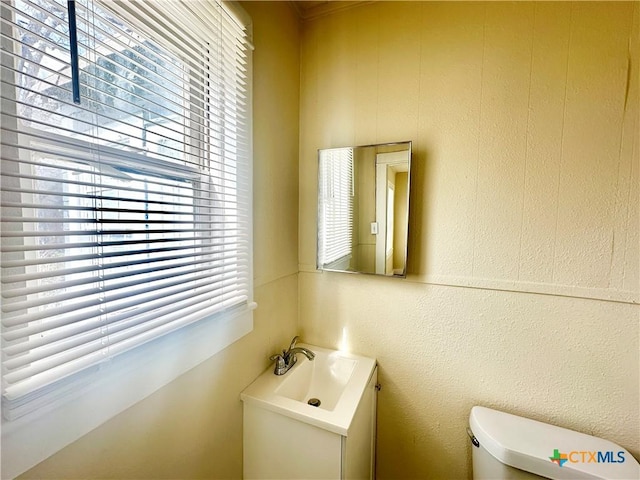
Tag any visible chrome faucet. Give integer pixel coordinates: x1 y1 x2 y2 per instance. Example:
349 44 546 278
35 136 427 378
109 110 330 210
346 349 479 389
269 335 315 375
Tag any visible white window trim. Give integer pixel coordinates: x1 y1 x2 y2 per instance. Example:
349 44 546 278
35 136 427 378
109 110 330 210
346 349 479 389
0 2 254 478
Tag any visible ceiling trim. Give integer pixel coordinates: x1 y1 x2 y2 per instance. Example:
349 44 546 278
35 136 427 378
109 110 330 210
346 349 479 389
290 1 373 21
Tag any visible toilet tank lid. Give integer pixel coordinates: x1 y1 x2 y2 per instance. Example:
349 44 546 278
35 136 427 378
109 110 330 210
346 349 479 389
469 406 640 480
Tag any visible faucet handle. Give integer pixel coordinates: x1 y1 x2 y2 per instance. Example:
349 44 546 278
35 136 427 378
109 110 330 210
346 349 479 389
269 353 286 375
287 335 299 352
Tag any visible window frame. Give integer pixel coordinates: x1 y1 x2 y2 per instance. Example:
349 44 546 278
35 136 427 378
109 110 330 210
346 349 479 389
0 1 254 477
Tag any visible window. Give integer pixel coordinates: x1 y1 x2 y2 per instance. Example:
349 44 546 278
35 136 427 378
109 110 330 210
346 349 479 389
1 0 253 471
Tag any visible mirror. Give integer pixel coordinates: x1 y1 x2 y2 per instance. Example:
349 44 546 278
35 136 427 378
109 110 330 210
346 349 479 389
317 141 411 277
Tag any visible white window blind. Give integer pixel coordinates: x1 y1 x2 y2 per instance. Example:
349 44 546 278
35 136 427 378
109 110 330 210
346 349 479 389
1 0 253 420
318 148 354 267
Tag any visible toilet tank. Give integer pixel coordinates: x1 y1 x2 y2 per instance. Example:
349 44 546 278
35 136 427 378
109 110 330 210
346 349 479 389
468 406 640 480
472 439 550 480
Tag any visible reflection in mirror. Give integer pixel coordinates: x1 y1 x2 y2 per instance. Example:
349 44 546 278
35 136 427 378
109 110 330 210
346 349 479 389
317 141 411 277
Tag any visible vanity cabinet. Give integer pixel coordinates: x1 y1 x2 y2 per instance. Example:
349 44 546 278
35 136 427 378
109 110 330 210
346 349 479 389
243 366 378 479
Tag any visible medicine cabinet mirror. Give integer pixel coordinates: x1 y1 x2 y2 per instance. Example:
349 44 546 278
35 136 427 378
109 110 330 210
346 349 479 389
317 141 411 277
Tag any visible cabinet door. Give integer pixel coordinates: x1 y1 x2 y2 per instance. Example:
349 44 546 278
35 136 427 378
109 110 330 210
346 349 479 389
244 404 342 479
342 367 378 479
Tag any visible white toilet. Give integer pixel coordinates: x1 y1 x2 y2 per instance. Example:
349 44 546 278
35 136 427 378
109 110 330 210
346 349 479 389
468 406 640 479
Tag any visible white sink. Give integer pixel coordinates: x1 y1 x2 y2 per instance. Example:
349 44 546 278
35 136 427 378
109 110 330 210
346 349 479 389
240 344 377 435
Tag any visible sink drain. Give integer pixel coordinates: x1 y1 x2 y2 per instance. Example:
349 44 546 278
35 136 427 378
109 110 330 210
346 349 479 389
307 398 321 407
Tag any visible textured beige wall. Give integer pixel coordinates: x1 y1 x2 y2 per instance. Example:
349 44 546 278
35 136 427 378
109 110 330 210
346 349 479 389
18 2 300 479
299 1 638 302
299 2 639 479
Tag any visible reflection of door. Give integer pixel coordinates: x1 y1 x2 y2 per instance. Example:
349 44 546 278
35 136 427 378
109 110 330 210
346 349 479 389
375 150 407 275
386 182 395 275
375 163 388 275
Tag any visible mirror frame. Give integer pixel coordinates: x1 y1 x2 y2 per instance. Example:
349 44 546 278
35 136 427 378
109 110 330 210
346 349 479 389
316 141 412 278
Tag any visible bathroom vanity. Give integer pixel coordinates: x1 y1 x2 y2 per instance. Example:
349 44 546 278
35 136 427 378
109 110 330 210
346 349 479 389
241 344 378 479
